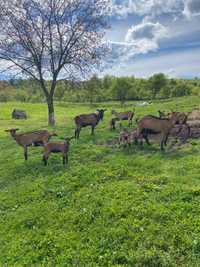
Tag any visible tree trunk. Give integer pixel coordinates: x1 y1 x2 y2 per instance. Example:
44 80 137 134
47 97 55 126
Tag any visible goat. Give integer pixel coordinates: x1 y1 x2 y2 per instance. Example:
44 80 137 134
111 109 134 128
118 128 144 148
5 128 56 160
119 128 131 148
43 137 74 165
74 109 107 139
12 109 27 119
137 113 181 151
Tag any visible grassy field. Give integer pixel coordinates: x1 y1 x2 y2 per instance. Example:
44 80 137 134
1 96 200 266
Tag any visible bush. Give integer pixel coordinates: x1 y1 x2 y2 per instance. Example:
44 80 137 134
171 83 192 97
14 91 28 102
0 92 12 102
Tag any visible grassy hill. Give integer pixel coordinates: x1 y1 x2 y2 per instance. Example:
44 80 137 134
1 96 200 266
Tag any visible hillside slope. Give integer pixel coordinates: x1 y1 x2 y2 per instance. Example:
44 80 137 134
1 97 200 266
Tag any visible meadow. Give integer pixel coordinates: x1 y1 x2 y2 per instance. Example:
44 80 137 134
1 96 200 266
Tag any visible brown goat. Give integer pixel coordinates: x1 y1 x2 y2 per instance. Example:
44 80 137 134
74 109 107 139
111 109 134 128
119 128 144 148
43 137 74 165
137 113 181 150
119 129 131 147
5 128 56 160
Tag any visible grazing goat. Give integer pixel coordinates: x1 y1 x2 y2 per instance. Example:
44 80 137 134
12 109 27 119
119 129 131 148
5 128 56 160
74 109 107 139
119 128 144 148
137 113 181 151
43 137 74 166
111 109 134 128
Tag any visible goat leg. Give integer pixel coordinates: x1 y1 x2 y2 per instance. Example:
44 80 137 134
144 134 151 145
91 126 95 135
164 133 170 146
43 155 48 166
24 146 28 161
65 155 68 165
160 133 166 151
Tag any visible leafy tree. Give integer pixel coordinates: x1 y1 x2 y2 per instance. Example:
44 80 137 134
112 77 131 106
171 82 192 97
0 0 109 125
84 75 101 104
149 73 167 99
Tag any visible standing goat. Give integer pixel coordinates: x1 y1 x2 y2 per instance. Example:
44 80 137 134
111 109 134 128
5 128 56 160
137 113 181 151
43 137 74 165
74 109 106 139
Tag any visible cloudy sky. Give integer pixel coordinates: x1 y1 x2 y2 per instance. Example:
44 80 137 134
102 0 200 78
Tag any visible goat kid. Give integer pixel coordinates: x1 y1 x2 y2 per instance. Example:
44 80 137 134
43 137 74 165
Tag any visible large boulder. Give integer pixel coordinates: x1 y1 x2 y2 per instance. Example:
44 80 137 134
12 109 27 120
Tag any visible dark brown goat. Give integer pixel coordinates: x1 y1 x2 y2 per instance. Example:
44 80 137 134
111 109 134 128
74 109 106 139
43 137 74 165
138 113 181 150
5 128 56 160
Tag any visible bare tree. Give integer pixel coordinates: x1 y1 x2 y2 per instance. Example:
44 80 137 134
0 0 109 125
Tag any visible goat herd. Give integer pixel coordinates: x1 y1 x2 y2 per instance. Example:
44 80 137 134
5 108 190 165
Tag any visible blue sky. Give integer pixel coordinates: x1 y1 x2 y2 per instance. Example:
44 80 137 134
101 0 200 78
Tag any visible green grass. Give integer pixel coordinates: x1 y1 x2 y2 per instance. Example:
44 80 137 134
1 96 200 266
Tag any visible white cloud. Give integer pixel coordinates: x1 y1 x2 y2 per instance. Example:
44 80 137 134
183 0 200 18
103 20 168 72
111 0 183 18
125 21 168 54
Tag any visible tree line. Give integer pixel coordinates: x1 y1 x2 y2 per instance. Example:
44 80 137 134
0 74 199 104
